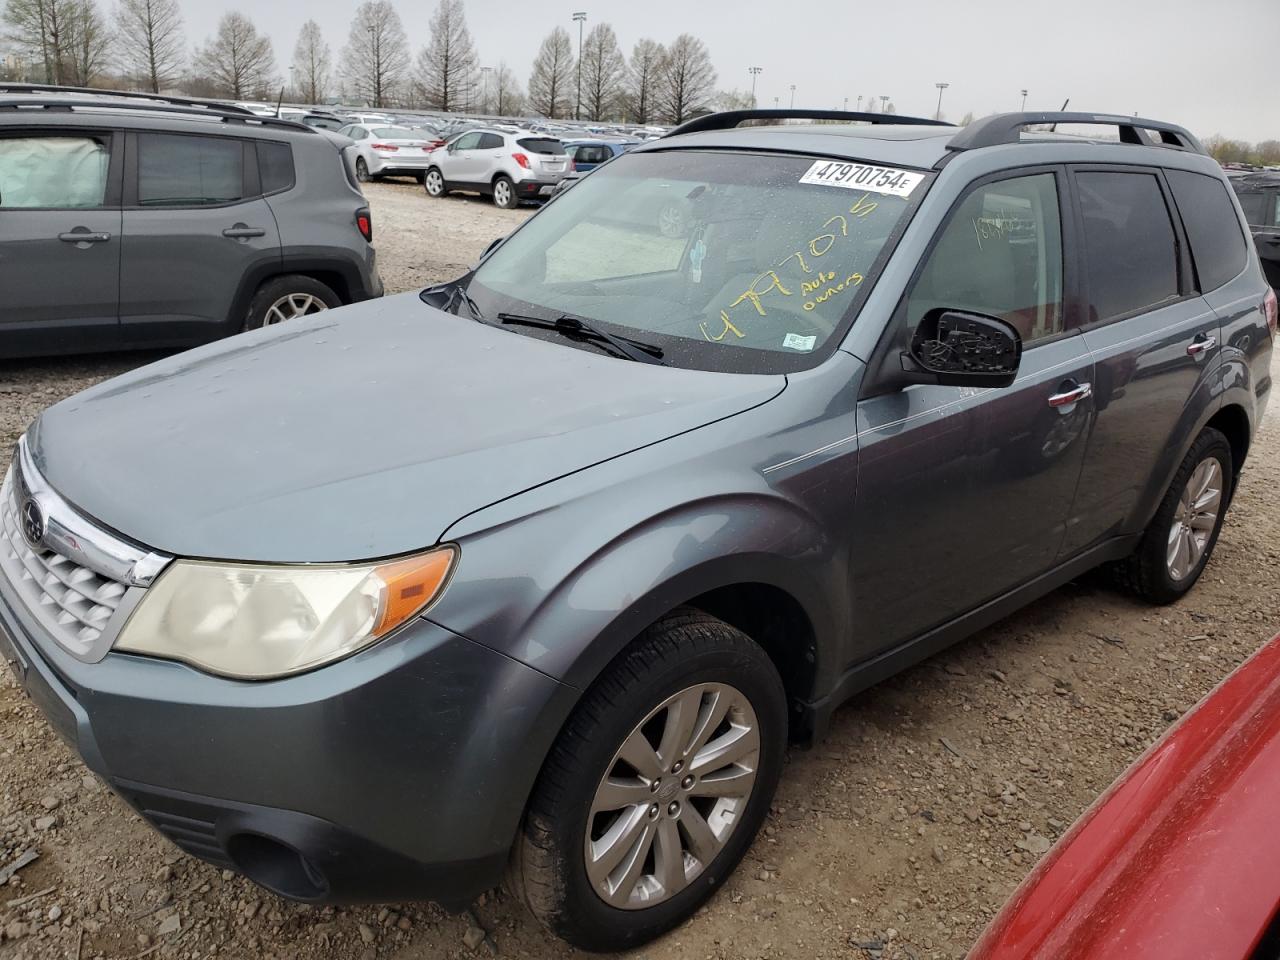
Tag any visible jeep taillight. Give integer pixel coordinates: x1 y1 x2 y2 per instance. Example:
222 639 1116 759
356 208 372 243
513 153 531 169
1265 287 1278 338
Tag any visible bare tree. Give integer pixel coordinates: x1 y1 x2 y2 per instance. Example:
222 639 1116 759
291 20 329 103
414 0 476 112
339 0 408 108
64 0 109 85
490 60 522 115
114 0 183 92
193 11 275 100
577 22 624 121
712 89 753 111
4 0 83 84
626 37 663 124
526 26 573 119
655 33 715 125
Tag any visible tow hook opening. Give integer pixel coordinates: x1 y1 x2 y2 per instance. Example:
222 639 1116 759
226 833 328 901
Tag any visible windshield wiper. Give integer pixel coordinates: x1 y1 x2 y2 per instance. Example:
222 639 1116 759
497 312 666 365
448 283 491 325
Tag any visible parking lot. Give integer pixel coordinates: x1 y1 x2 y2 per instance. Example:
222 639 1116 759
2 180 1279 960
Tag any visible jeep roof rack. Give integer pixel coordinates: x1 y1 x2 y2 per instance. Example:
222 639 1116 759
946 111 1206 155
0 82 257 116
666 108 953 137
0 93 315 133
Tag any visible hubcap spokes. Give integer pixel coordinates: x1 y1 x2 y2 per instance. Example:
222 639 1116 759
1167 458 1222 581
264 293 327 325
585 683 759 910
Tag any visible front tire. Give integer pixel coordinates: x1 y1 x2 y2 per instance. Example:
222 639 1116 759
1115 427 1232 603
493 175 518 209
509 609 786 952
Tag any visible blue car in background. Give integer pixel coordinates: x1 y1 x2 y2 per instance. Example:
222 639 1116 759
554 138 641 195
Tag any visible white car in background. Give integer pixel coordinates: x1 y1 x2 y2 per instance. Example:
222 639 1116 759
338 123 437 182
423 129 570 208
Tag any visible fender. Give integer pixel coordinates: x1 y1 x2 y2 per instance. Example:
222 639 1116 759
427 492 843 702
224 252 376 336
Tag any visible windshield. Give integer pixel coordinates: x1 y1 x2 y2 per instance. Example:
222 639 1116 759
468 150 925 373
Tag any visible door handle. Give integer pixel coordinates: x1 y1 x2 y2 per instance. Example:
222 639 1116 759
57 230 110 243
222 226 266 239
1186 334 1217 357
1047 381 1093 407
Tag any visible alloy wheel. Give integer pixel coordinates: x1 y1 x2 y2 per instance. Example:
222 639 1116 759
264 293 328 325
356 159 370 183
425 170 443 196
1167 457 1222 581
584 682 759 910
494 180 512 207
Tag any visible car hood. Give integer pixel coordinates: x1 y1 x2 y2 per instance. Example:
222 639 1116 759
29 294 785 562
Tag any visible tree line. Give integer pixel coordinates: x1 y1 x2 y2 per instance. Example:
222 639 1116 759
0 0 719 123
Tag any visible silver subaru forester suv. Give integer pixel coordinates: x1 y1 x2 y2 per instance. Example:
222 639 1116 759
423 128 570 208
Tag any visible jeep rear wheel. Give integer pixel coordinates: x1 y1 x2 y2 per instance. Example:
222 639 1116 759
243 275 340 332
509 609 785 952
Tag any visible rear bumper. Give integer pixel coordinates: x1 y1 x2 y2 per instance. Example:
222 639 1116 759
368 156 432 175
514 179 562 199
0 574 574 908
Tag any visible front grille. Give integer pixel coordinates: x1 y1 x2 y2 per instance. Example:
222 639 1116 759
0 469 128 658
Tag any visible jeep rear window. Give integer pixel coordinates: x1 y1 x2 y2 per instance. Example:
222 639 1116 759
468 150 924 374
517 138 566 155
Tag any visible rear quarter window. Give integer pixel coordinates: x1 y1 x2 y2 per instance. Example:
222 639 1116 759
258 142 295 194
1235 191 1267 225
1167 169 1249 291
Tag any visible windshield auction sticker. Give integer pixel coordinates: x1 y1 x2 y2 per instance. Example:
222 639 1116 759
799 161 923 197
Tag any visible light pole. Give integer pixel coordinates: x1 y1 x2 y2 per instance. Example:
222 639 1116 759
843 96 848 110
480 65 492 115
1020 88 1028 111
572 12 587 120
773 96 779 108
856 94 862 111
879 95 889 113
934 82 949 120
789 84 796 108
749 66 762 105
289 66 296 103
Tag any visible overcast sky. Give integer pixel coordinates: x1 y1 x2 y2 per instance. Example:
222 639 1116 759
179 0 1276 143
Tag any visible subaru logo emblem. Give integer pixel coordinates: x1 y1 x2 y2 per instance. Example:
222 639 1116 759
20 498 44 549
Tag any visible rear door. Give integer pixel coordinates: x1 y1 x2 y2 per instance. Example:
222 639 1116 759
1060 166 1221 555
0 128 123 354
119 131 281 345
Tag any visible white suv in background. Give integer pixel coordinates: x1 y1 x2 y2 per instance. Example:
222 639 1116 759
423 129 569 208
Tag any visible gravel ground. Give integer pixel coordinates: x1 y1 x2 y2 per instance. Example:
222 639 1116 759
1 178 1278 960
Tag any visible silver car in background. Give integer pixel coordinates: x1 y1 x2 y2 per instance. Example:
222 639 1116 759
423 129 569 208
338 124 438 183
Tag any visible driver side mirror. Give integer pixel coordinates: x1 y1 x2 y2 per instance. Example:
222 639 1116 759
903 309 1022 388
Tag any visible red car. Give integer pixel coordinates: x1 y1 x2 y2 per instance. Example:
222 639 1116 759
970 633 1280 959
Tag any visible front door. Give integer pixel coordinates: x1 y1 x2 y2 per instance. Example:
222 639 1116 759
443 131 485 184
851 169 1095 660
0 129 123 354
119 131 281 345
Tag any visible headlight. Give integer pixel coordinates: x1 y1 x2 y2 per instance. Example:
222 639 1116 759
114 547 456 679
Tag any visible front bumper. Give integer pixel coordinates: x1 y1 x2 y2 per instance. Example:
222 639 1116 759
0 573 574 907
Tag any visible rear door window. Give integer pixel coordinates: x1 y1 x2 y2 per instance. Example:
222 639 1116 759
1076 171 1180 323
0 134 111 209
1166 169 1248 291
138 133 245 207
517 137 566 155
478 133 504 149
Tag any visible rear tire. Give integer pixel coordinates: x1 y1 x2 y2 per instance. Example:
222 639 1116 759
493 175 518 209
1114 427 1232 604
424 167 446 198
355 158 370 183
509 609 786 952
242 275 340 332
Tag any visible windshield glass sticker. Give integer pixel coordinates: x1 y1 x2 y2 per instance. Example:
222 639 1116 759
783 333 817 352
799 161 924 198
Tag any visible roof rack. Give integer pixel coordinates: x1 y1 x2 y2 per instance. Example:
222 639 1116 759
947 112 1206 155
0 82 257 116
0 95 315 133
666 108 953 137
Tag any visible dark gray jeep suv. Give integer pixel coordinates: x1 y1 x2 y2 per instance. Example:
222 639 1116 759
0 109 1274 951
0 84 382 358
